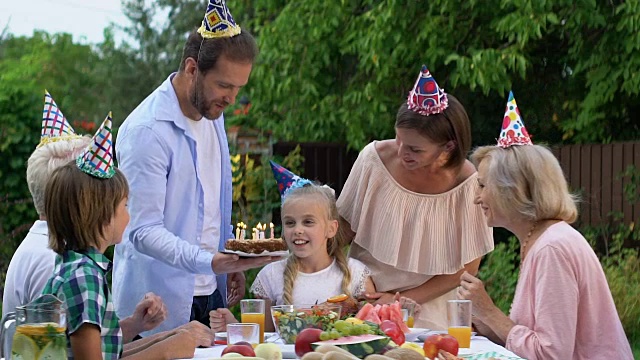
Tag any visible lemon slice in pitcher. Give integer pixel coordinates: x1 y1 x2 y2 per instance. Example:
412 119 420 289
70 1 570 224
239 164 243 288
12 333 39 360
37 341 67 360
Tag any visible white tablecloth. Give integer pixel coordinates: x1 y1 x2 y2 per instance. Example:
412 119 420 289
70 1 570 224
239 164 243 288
179 335 523 359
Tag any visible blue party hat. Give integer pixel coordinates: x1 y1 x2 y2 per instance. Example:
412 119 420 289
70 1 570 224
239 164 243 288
269 161 312 199
197 0 241 39
407 65 448 116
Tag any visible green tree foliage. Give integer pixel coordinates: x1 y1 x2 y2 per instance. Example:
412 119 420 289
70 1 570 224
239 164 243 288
232 0 638 148
0 32 102 255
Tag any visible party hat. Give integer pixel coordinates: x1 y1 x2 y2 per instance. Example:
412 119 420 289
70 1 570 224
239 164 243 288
197 0 241 39
407 65 448 116
269 161 312 199
497 91 533 148
39 90 81 147
76 112 115 179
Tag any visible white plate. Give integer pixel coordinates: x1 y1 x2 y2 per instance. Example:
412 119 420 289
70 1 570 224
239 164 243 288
405 327 430 342
221 249 289 257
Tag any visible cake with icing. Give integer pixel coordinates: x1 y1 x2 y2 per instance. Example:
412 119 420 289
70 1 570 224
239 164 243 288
225 238 288 254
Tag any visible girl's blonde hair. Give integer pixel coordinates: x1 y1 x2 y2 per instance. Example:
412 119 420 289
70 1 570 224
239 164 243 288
470 144 578 224
281 184 351 304
45 160 129 254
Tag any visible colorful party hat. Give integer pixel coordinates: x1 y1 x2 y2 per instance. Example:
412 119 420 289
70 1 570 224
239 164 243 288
497 91 533 148
269 161 312 199
76 112 115 179
39 90 81 147
197 0 241 39
407 65 449 116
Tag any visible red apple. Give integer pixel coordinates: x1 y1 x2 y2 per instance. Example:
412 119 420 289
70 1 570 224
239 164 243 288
221 344 256 357
295 328 323 357
422 334 459 359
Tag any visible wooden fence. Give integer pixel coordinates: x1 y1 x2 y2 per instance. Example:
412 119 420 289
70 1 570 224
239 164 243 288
552 142 640 227
274 141 640 227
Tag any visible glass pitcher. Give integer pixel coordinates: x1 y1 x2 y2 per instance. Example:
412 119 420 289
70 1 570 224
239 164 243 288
0 294 67 359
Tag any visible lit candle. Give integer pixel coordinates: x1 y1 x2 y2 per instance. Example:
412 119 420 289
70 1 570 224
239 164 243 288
257 222 264 239
252 228 257 240
240 223 246 240
235 223 240 240
270 222 274 239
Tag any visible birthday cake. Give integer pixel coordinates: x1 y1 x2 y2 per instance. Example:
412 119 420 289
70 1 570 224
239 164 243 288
225 221 287 254
225 238 287 254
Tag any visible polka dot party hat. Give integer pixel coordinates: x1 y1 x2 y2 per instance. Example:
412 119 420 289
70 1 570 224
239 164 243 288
407 65 449 116
269 160 312 200
197 0 241 39
39 90 81 148
497 91 533 148
76 112 115 179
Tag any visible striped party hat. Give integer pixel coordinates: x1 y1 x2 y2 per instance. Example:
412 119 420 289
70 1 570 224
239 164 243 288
39 90 81 147
76 112 115 179
197 0 241 39
269 161 312 200
407 65 449 116
497 91 533 148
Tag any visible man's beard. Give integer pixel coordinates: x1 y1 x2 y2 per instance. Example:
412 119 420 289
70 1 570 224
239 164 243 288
190 74 223 120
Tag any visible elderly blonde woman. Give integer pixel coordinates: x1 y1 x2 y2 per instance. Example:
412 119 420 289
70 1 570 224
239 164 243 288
458 93 632 360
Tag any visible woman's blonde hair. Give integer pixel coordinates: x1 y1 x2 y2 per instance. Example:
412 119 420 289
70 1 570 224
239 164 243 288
45 160 129 254
281 184 351 304
26 136 92 216
471 144 578 223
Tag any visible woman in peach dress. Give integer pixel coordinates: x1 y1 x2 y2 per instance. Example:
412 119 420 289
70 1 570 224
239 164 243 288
337 66 494 330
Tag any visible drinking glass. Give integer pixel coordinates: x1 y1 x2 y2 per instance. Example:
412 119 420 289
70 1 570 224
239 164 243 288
240 299 265 343
227 323 260 347
447 299 472 348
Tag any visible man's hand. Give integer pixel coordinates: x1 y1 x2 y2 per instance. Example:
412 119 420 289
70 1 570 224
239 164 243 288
226 272 245 307
211 253 280 274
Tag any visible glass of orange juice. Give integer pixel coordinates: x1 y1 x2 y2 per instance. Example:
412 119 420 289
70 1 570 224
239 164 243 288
402 303 416 328
240 299 265 343
447 299 472 348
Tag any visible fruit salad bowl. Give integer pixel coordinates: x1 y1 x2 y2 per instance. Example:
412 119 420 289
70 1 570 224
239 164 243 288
270 304 341 344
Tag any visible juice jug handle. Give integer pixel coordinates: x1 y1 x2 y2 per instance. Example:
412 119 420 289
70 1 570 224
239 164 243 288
0 312 16 359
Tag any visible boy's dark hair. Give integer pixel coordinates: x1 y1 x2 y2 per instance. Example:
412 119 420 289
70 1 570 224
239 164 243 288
395 94 472 169
178 29 259 74
45 161 129 254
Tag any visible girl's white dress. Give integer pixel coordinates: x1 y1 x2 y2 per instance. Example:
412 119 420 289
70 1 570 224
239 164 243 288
250 258 370 305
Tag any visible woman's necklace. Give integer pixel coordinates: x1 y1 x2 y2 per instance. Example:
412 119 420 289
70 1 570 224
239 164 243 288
520 221 538 263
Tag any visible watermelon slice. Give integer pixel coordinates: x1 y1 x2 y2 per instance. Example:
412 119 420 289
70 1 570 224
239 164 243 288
389 302 410 333
355 303 373 320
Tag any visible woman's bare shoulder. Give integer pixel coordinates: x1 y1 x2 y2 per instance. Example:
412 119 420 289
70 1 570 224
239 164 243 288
374 140 398 163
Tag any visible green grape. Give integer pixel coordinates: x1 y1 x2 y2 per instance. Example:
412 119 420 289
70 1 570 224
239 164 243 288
333 320 348 332
330 330 341 339
319 331 331 341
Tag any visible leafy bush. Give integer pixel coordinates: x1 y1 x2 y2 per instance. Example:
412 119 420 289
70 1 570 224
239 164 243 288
478 236 520 314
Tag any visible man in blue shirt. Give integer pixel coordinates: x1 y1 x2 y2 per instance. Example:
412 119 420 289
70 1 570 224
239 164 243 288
113 0 277 333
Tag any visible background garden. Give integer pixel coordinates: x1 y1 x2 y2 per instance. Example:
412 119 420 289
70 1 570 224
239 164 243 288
1 0 639 356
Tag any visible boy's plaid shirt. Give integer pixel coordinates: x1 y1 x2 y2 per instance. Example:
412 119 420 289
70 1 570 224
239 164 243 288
42 247 123 359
